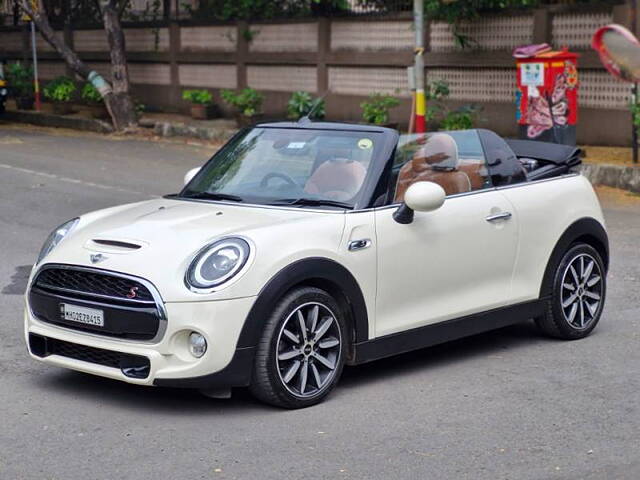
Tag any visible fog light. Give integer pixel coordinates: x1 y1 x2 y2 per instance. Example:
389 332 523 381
188 332 207 358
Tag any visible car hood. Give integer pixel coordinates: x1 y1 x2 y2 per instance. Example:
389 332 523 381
40 197 346 301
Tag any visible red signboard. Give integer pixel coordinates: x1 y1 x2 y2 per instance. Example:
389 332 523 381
516 49 579 145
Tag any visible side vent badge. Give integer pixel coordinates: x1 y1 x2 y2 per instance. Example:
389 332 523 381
348 239 372 252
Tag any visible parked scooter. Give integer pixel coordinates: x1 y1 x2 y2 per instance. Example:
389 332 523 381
0 59 7 114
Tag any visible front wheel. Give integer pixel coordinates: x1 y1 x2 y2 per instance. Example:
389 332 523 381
535 243 606 339
249 287 347 408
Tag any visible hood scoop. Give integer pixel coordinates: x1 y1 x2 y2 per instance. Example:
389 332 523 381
86 238 147 253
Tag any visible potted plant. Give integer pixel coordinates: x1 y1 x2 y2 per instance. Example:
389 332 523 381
81 82 108 119
221 88 264 127
287 91 325 120
43 76 76 115
6 62 34 110
361 92 400 128
182 89 214 120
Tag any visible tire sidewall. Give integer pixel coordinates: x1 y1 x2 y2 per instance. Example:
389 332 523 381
263 287 348 408
550 243 606 339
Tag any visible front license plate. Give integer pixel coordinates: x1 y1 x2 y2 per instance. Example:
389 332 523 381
59 303 104 327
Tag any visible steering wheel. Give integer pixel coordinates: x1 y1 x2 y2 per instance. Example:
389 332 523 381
260 172 300 190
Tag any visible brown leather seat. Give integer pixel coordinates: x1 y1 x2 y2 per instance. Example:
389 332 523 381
458 161 486 191
395 133 471 202
304 158 367 201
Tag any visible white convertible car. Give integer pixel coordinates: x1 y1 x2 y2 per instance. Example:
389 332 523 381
25 121 608 408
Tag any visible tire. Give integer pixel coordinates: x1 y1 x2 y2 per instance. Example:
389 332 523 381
535 243 606 340
249 286 348 408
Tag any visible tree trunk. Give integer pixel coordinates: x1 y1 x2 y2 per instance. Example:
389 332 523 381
17 0 138 131
101 0 137 131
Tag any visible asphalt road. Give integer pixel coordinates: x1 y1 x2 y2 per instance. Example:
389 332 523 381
1 124 639 480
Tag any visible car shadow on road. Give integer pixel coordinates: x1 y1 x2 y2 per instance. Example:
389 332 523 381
30 320 551 413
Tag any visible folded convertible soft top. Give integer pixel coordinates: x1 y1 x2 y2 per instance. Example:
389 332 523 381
505 139 582 166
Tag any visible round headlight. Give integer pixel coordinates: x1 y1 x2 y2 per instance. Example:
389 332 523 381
186 237 250 291
36 218 79 265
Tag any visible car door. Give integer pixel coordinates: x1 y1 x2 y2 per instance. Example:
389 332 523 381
373 131 519 338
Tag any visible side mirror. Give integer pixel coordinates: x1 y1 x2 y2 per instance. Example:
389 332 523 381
184 167 200 186
393 181 445 224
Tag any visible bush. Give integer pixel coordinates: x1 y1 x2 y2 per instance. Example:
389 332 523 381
221 88 263 117
441 105 482 130
182 89 213 105
425 79 450 123
287 91 325 120
43 76 76 103
5 62 34 98
81 83 102 105
361 93 400 125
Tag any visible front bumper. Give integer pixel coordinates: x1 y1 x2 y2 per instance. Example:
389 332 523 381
24 296 257 388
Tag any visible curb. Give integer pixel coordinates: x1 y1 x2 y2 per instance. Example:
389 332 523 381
1 110 114 134
152 121 236 142
582 163 640 194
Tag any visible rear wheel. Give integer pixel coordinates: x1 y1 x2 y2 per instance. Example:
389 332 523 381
249 287 347 408
535 243 606 339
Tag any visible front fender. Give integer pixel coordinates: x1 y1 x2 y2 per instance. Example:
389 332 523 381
236 257 369 349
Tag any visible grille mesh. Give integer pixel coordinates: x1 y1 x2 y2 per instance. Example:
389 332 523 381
35 268 153 302
32 335 151 377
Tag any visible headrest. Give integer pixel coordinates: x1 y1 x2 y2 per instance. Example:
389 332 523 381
411 133 459 172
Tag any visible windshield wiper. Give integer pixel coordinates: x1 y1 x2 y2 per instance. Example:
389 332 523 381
270 198 352 209
182 192 244 202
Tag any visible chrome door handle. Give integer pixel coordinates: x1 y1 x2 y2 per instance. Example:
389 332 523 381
485 211 512 222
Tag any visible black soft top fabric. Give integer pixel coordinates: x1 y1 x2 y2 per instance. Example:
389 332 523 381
505 139 582 166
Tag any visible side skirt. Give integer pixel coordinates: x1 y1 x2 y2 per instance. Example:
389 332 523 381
351 299 546 365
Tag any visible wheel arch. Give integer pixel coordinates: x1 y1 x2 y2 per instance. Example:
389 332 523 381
237 257 370 351
539 217 609 298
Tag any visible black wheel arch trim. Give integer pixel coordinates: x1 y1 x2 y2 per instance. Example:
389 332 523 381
236 257 370 349
539 217 609 298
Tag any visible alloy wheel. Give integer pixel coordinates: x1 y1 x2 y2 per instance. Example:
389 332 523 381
276 302 342 398
560 253 603 330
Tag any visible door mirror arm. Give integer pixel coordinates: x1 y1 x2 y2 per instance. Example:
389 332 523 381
393 203 415 224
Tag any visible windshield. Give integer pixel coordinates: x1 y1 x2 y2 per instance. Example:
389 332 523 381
181 127 380 208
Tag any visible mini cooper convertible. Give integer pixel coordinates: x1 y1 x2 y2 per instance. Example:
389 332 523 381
25 121 608 408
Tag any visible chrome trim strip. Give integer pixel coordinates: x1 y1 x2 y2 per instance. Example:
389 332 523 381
495 172 580 191
29 263 168 345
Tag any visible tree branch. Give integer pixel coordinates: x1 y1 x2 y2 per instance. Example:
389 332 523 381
18 0 92 78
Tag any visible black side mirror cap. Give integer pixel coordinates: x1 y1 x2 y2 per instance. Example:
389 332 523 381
393 203 414 224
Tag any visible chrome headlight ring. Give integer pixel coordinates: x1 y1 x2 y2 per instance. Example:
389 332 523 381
185 237 253 293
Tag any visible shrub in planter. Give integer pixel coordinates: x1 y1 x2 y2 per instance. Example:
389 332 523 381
221 88 264 127
81 82 108 119
43 76 76 115
287 91 325 120
441 105 482 131
6 62 34 110
361 93 400 127
182 89 214 120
